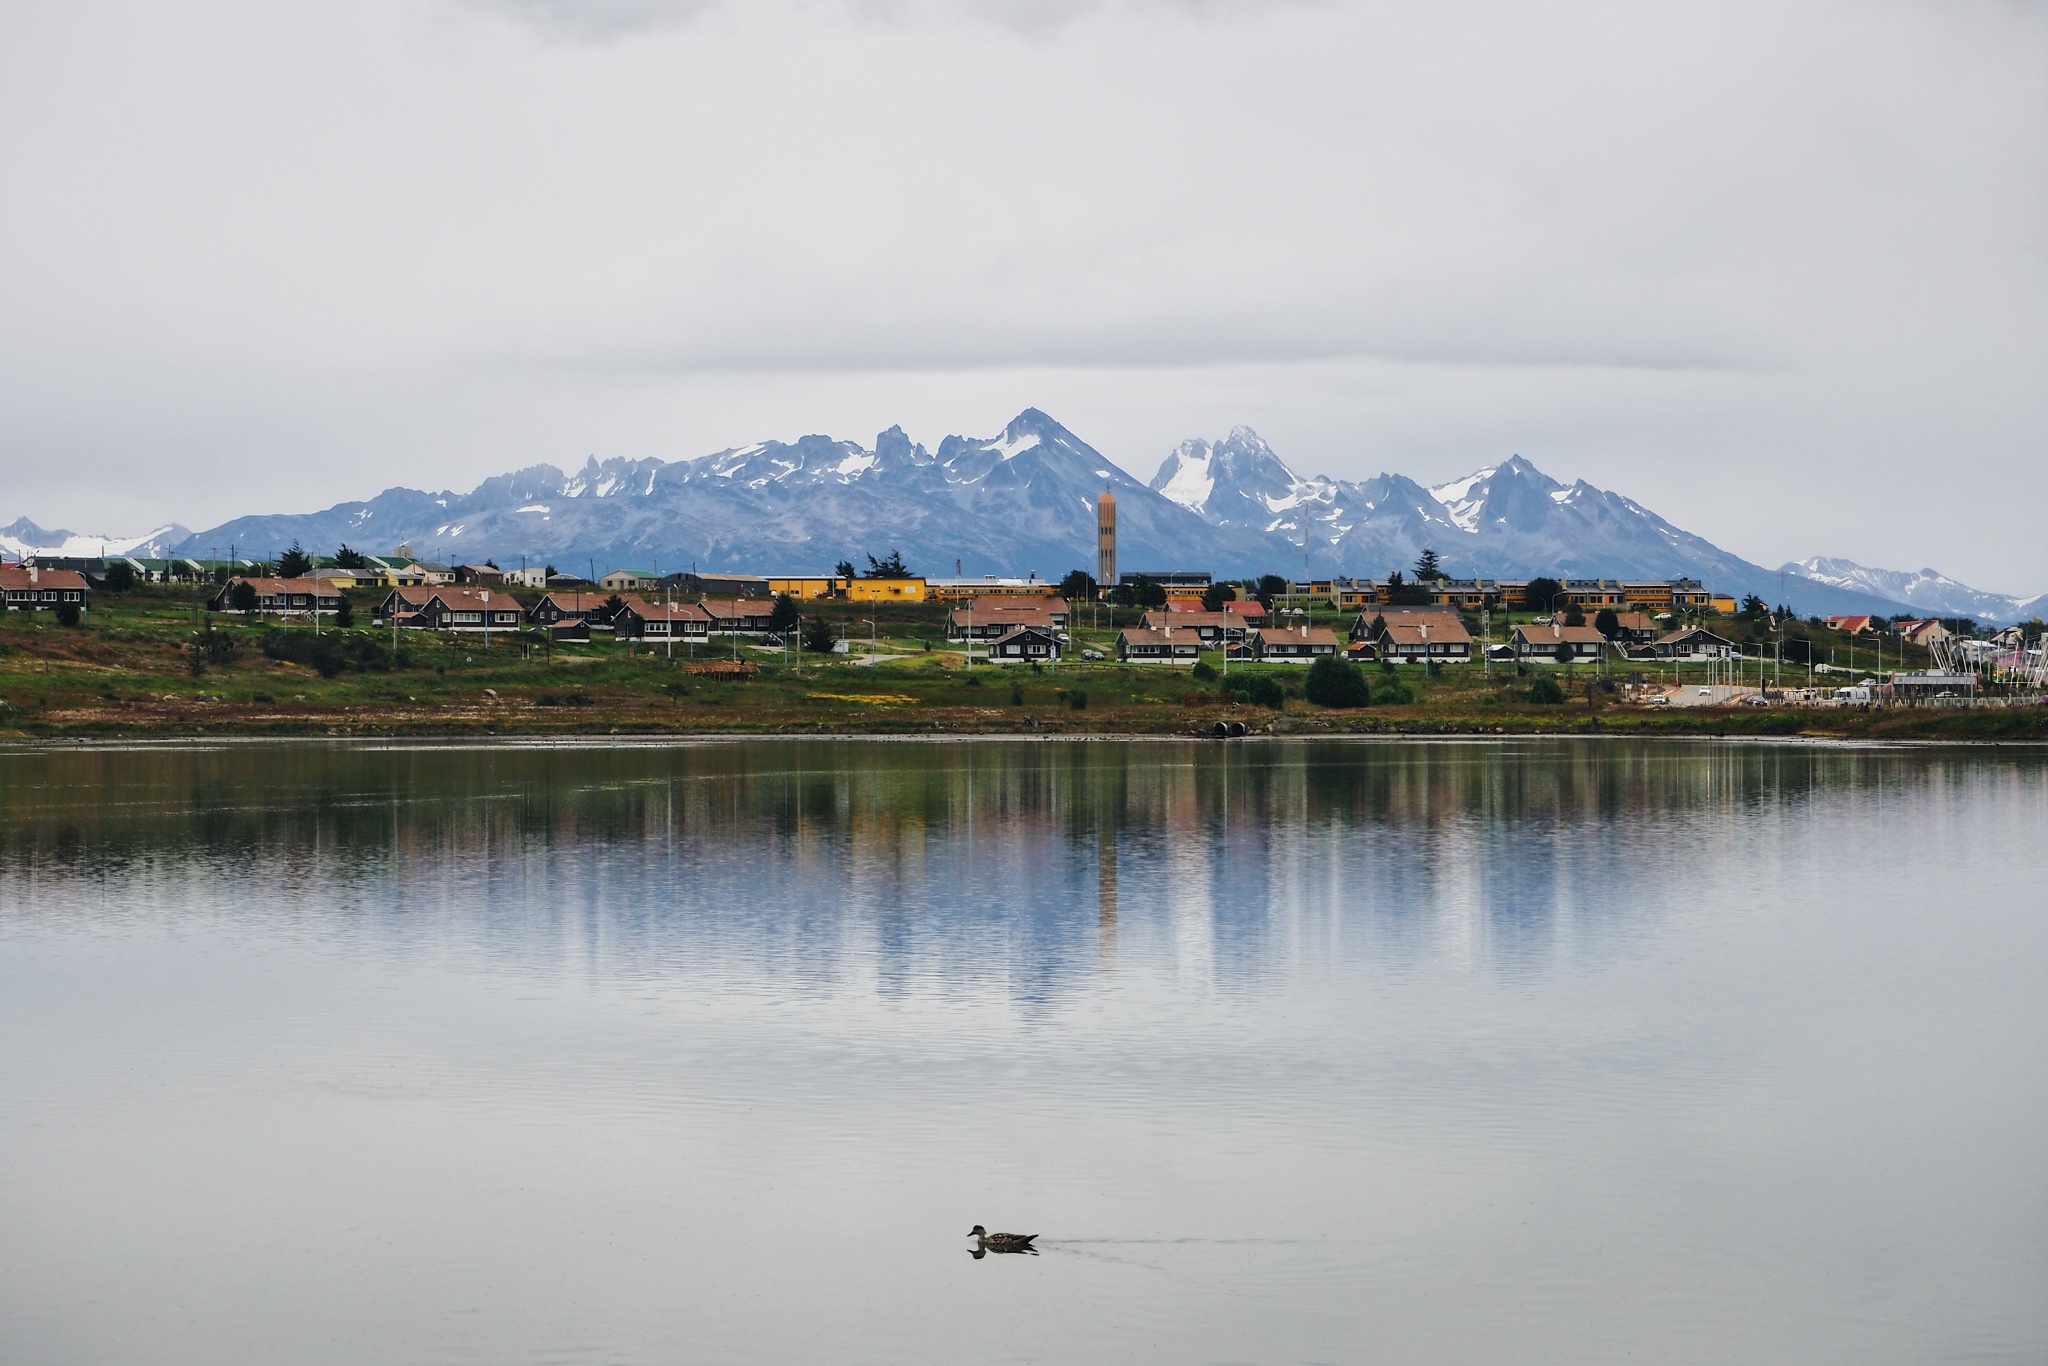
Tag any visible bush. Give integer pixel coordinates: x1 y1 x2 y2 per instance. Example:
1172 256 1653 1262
1528 675 1566 704
189 628 238 675
1010 683 1025 705
1370 678 1414 706
54 602 81 627
1067 688 1087 710
1191 659 1217 682
103 562 135 593
1222 672 1285 708
261 629 394 679
1303 655 1371 708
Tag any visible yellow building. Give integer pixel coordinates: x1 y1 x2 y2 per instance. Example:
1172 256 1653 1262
1709 595 1738 615
926 578 1062 601
846 577 927 603
766 576 846 600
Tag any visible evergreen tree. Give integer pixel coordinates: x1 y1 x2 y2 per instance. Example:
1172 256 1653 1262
278 541 313 577
866 549 911 578
768 593 801 635
1594 607 1620 639
1522 576 1565 613
1413 548 1445 581
1059 569 1096 601
801 615 836 653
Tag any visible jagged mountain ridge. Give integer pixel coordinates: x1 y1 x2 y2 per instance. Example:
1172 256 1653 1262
152 409 1272 582
1781 557 2047 624
8 411 2036 620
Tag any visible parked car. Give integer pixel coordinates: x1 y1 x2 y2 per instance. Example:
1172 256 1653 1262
1081 648 1106 661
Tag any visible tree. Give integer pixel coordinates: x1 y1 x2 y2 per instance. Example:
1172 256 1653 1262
1554 640 1575 665
1255 574 1288 607
1059 569 1096 601
599 594 627 627
1594 607 1620 639
1382 570 1431 606
103 561 135 593
1528 674 1566 703
867 549 911 578
1366 613 1387 644
55 601 81 627
334 544 369 570
230 580 259 614
1201 582 1236 612
835 560 858 581
1132 575 1167 609
768 593 801 635
801 615 836 653
1522 576 1565 613
1740 594 1769 621
1413 548 1445 581
278 541 313 577
1563 606 1585 627
1304 655 1371 707
1191 659 1218 682
334 593 355 628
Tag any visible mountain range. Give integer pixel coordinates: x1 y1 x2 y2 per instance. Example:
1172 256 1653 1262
5 409 2041 622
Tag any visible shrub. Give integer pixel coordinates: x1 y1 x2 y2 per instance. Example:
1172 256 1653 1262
103 562 135 593
1304 655 1371 707
1222 672 1286 708
1191 659 1217 682
54 602 81 627
1068 688 1088 710
1528 675 1566 704
1370 678 1414 706
1010 683 1025 705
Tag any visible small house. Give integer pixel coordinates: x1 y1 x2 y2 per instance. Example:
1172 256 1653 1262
1116 626 1201 663
1254 625 1341 662
986 625 1061 662
0 565 90 614
1511 622 1608 662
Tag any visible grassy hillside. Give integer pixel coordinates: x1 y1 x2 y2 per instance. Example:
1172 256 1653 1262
0 588 2039 742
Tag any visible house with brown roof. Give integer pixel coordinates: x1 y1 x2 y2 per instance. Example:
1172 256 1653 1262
0 565 90 614
972 596 1069 627
372 586 523 633
948 604 1060 641
1254 624 1341 662
612 596 713 641
1823 615 1879 636
699 597 778 634
1116 626 1201 663
1511 621 1609 662
1139 609 1247 646
207 576 345 617
1629 627 1738 661
1349 606 1467 643
527 591 613 627
1370 616 1474 664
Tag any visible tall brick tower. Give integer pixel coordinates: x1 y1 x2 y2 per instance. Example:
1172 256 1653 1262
1096 492 1117 594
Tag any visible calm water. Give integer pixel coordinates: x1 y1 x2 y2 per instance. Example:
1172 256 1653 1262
1 738 2043 1365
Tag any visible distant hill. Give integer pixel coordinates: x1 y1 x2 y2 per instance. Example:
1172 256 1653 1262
7 411 2040 621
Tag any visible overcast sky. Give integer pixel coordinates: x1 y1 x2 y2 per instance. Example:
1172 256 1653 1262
2 0 2044 587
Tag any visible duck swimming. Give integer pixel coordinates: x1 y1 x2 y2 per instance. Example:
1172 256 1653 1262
967 1225 1038 1253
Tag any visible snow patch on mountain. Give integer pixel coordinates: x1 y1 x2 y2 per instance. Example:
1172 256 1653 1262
0 517 191 560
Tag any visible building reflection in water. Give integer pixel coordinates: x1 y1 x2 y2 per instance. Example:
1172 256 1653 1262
1 738 2030 1006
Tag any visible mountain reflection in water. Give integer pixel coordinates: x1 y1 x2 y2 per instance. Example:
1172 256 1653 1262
2 738 2044 1366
